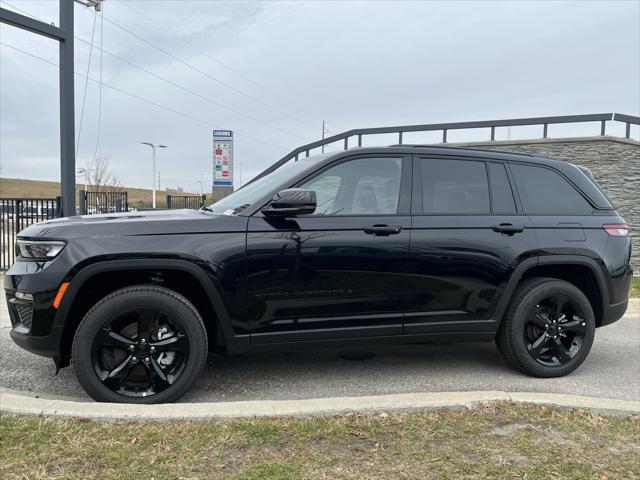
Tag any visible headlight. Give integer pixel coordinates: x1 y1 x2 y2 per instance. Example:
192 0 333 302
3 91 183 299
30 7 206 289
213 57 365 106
16 239 66 260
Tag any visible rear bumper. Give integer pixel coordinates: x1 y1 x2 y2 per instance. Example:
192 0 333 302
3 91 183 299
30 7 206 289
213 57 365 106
599 299 629 327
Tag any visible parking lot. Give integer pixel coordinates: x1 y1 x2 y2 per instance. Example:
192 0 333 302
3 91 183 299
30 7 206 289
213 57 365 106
1 289 638 403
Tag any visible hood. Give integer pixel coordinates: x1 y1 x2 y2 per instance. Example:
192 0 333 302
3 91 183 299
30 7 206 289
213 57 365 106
18 209 248 239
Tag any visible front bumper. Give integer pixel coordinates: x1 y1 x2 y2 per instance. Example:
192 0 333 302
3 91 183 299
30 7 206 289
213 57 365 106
4 260 69 363
9 324 65 359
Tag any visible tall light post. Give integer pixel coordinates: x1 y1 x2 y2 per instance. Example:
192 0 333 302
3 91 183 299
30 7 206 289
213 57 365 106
141 142 167 208
197 173 205 196
76 166 92 191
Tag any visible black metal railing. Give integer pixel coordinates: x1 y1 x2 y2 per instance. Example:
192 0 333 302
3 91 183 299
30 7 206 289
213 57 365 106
166 194 206 210
252 112 639 183
0 197 61 270
79 190 128 215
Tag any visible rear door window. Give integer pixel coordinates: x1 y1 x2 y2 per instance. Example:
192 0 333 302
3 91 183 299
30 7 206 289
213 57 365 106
511 164 593 214
420 159 490 214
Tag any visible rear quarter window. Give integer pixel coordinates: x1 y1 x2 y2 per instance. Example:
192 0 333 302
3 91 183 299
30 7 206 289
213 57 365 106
511 164 593 214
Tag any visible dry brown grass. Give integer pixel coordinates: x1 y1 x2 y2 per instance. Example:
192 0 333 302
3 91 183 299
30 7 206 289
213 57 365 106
0 177 210 209
1 402 639 480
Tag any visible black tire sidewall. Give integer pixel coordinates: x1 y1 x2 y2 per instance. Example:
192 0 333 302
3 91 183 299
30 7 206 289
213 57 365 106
508 280 596 377
72 286 207 404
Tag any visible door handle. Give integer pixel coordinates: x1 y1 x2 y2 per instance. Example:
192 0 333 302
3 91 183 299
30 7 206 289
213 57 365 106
363 224 402 236
492 223 525 235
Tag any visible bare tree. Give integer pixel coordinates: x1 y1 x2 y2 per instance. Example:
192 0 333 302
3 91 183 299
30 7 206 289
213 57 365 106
86 154 123 193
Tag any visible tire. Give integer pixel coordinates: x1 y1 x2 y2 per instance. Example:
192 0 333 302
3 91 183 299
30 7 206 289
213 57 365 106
72 285 208 403
496 277 596 377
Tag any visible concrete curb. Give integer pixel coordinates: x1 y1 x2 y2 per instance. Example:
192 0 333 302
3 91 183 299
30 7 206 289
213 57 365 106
1 388 638 421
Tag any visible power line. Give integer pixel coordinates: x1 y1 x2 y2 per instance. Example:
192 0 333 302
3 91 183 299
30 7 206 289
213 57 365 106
0 41 289 151
0 1 37 20
92 6 104 161
114 0 320 129
73 34 313 142
1 0 314 142
75 8 98 157
91 8 320 132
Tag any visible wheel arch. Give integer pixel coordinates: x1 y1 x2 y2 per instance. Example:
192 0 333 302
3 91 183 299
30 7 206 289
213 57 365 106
54 259 242 366
494 255 610 326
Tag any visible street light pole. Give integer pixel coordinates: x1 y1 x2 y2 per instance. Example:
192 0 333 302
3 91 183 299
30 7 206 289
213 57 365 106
76 166 91 191
197 173 204 196
141 142 167 208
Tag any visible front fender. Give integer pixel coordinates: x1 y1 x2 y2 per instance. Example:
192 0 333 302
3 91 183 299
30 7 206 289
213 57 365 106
55 258 247 351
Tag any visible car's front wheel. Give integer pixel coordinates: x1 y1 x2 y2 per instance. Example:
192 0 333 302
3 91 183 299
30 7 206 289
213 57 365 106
72 285 208 403
496 277 596 377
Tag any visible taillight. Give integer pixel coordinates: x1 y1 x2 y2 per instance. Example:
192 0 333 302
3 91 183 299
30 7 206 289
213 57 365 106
603 224 629 236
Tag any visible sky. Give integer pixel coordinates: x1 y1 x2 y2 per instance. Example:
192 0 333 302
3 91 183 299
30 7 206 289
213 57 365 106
1 0 639 194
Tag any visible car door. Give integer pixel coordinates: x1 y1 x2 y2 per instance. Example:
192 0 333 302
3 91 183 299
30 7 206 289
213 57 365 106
405 156 538 335
246 154 412 344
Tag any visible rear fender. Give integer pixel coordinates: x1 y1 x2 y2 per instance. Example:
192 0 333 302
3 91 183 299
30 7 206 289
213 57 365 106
492 255 610 322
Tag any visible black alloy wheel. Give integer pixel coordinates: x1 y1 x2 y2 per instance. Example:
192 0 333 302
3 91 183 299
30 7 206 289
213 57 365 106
73 286 207 403
92 307 189 398
496 277 596 378
523 294 587 367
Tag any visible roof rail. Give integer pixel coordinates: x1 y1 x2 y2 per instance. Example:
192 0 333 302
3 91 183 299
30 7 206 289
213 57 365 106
249 113 639 185
386 144 535 157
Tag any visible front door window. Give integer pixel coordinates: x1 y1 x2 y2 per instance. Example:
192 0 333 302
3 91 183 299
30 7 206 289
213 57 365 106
301 157 402 215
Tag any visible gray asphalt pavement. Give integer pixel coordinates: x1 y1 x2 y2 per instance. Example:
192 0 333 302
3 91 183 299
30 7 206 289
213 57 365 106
1 292 638 403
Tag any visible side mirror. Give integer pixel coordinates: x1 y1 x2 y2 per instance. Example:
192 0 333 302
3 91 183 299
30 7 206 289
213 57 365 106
262 188 317 217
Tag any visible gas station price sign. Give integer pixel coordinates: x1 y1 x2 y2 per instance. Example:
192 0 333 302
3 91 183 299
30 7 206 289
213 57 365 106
213 130 233 186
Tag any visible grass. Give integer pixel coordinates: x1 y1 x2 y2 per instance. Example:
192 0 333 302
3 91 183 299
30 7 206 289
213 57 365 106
631 276 640 298
1 402 639 480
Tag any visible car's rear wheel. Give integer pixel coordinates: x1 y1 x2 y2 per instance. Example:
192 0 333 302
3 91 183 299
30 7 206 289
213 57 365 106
72 285 207 403
496 277 595 377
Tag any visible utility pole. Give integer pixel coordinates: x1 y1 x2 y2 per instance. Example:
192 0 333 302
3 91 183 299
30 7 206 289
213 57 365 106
75 0 102 10
321 121 329 154
141 142 167 209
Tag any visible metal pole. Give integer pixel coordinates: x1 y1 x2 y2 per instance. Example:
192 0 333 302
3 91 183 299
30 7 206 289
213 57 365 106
79 190 86 215
152 146 157 208
321 121 325 154
59 0 76 217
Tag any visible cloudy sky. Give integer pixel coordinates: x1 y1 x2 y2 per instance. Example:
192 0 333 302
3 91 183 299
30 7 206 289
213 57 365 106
1 0 639 193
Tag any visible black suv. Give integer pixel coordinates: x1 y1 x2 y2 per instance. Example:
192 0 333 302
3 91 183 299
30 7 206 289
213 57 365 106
4 146 632 403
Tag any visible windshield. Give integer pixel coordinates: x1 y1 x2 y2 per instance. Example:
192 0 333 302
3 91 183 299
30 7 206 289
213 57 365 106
205 156 325 215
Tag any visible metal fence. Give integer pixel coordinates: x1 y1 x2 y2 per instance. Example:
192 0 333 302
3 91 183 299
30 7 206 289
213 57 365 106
251 112 640 184
79 190 128 215
166 194 206 210
0 197 61 270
